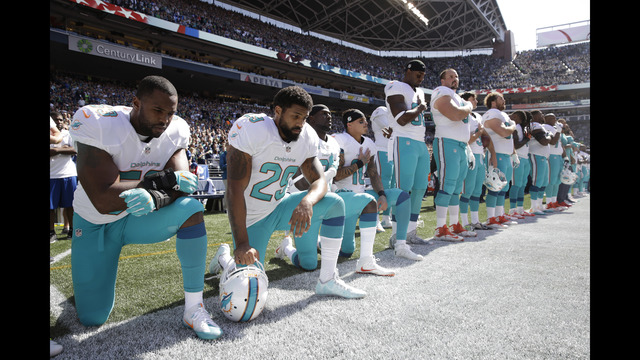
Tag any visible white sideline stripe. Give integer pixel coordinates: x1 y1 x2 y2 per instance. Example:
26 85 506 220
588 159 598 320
52 249 71 264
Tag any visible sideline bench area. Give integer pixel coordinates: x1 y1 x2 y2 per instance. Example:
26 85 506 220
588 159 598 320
188 164 225 212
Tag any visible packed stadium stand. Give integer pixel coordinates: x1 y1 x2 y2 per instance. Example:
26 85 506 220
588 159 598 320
50 0 590 173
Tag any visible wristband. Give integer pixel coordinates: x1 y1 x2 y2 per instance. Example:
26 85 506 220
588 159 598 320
147 189 172 210
355 159 364 169
378 190 386 197
141 168 178 192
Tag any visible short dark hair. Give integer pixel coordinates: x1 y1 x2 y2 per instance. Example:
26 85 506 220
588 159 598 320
273 86 313 113
460 92 476 101
511 110 526 123
136 75 177 100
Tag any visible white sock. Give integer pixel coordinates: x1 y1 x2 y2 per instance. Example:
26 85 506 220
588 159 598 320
408 220 417 233
448 205 459 225
460 213 469 226
487 207 495 219
319 236 341 283
284 242 297 259
436 205 448 228
496 206 504 217
470 211 479 224
359 227 376 259
184 291 203 310
382 215 390 224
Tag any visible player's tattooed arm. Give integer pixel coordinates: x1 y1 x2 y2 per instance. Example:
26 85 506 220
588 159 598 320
334 147 370 181
226 144 259 265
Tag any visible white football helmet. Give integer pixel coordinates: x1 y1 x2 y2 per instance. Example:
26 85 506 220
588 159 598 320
219 261 269 322
560 168 577 185
484 166 508 192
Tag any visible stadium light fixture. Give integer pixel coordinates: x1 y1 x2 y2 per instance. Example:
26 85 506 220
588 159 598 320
400 0 429 26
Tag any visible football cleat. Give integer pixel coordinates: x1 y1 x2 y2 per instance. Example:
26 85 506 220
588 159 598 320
471 222 491 230
219 261 269 322
388 233 397 249
315 270 366 299
394 243 424 261
208 244 230 275
407 229 430 244
485 217 508 229
433 225 464 242
356 256 395 276
498 214 517 225
449 222 477 237
376 222 385 233
183 303 223 340
275 236 292 260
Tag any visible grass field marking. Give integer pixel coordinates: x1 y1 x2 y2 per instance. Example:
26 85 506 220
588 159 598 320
49 241 233 271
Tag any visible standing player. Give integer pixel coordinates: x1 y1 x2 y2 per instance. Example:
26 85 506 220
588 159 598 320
527 110 552 215
542 113 567 211
332 109 423 262
69 76 222 340
458 92 490 232
508 110 534 218
370 106 394 230
480 92 518 227
429 69 474 241
384 60 431 244
210 87 366 299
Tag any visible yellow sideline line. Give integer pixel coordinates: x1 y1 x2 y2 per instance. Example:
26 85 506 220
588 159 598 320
49 241 232 271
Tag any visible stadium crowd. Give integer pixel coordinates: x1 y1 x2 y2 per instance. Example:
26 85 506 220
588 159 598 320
50 1 590 355
57 0 590 91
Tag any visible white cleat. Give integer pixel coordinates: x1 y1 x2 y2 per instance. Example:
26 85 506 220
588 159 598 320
208 244 230 275
315 270 366 299
394 243 423 261
275 236 292 260
356 255 395 276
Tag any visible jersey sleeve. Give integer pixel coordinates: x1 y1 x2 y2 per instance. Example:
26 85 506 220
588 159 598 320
69 105 113 151
227 113 268 156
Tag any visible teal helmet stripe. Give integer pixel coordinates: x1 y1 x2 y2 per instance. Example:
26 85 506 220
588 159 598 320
240 277 259 322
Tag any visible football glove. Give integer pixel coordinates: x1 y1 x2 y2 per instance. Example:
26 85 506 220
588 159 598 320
511 153 520 168
174 170 198 194
141 168 198 194
119 188 155 216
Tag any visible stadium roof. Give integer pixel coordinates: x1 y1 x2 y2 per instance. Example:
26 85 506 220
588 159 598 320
216 0 508 52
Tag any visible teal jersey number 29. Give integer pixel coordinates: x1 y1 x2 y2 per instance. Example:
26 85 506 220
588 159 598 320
250 162 299 202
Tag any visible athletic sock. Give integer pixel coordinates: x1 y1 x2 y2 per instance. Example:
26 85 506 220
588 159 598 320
318 236 341 283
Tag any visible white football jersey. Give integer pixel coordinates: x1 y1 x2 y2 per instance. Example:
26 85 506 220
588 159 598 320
514 123 530 157
370 106 391 152
543 124 563 155
50 128 77 179
481 108 514 155
384 80 426 142
467 112 484 155
332 132 376 193
430 86 470 143
528 122 551 157
228 113 319 227
69 104 190 224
